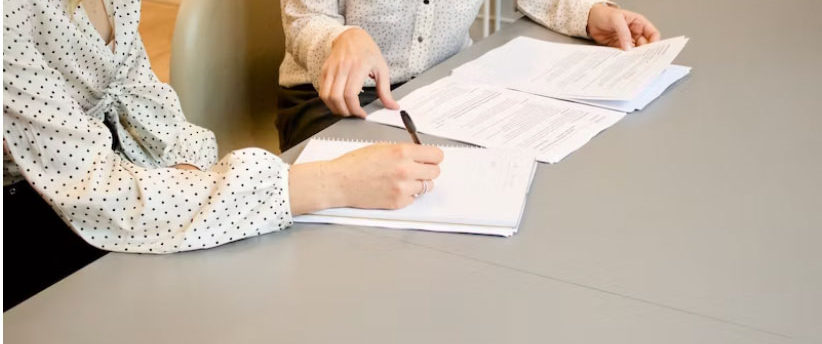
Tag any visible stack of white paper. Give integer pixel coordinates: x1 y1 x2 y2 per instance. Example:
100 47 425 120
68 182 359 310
451 36 690 112
367 77 625 164
366 35 690 163
572 65 691 112
300 37 690 237
293 138 538 237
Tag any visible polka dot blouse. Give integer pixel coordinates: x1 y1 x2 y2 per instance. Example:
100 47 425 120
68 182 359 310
278 0 611 89
3 0 293 254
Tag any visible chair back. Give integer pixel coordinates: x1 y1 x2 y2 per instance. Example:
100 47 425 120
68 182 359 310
170 0 285 155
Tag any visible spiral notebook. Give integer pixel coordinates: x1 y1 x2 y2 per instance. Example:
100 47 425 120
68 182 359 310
293 138 538 237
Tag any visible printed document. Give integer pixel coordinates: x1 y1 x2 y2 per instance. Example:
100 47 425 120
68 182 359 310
573 64 691 112
451 36 689 101
367 77 626 163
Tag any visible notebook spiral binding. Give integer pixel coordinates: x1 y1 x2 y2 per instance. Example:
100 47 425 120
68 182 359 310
311 137 484 150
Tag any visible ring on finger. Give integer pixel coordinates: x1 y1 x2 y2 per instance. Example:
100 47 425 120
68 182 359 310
412 180 430 198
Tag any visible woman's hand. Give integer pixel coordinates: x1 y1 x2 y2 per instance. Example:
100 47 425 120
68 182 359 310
587 4 660 50
289 143 444 215
173 164 200 171
319 28 400 118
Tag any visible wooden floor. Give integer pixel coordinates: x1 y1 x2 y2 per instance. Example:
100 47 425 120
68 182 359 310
139 0 179 83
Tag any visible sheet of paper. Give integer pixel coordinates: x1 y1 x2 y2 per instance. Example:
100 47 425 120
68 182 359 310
295 214 517 237
569 65 692 112
293 138 537 236
451 36 689 101
366 76 626 163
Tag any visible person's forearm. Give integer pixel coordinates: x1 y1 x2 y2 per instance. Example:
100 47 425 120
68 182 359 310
517 0 605 38
281 0 355 88
288 161 347 215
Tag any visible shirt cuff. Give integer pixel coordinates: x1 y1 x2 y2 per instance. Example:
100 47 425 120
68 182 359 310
161 122 218 171
281 163 295 226
245 149 294 231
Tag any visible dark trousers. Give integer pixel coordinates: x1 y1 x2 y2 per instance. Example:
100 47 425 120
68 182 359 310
3 181 106 311
275 83 401 151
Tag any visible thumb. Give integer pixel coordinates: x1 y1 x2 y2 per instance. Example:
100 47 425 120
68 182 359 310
612 12 633 50
374 62 399 110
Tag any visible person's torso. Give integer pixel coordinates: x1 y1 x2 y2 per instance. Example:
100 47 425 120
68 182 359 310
3 0 184 184
342 0 484 79
279 0 486 87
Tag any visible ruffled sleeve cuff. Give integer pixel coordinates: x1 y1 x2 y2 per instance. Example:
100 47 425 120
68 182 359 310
161 122 219 171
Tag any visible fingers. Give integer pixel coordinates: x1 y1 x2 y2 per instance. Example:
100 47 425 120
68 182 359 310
394 144 444 164
636 36 648 46
422 179 434 194
319 64 341 115
322 60 389 117
374 61 399 110
387 149 442 209
413 179 435 195
611 12 634 50
645 24 661 43
627 13 660 46
400 179 435 199
385 181 424 210
322 60 367 118
392 180 435 209
407 162 441 181
344 66 369 118
638 15 661 43
330 65 351 116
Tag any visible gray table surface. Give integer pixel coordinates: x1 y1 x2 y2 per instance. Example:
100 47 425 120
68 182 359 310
5 1 821 343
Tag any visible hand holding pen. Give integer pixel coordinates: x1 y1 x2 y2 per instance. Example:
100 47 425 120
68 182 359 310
399 110 435 197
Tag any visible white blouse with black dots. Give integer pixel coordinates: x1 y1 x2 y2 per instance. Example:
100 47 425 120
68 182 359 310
279 0 612 89
3 0 293 254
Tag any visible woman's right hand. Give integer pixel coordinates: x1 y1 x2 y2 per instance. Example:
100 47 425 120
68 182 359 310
288 143 444 215
319 28 400 118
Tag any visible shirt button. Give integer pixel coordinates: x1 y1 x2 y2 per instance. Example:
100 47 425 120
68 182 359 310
417 36 424 43
423 0 429 4
8 187 16 196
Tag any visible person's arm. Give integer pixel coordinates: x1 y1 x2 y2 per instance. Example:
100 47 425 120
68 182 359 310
107 32 218 172
4 26 441 253
280 0 355 91
1 24 286 253
517 0 659 50
289 143 443 214
281 0 398 118
517 0 610 38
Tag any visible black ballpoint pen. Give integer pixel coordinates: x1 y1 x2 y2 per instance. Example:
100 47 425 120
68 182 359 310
400 110 422 145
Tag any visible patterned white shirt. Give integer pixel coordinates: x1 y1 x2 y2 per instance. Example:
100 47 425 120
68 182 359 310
3 0 293 253
279 0 608 88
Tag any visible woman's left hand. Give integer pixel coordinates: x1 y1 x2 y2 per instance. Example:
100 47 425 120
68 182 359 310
587 3 660 50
